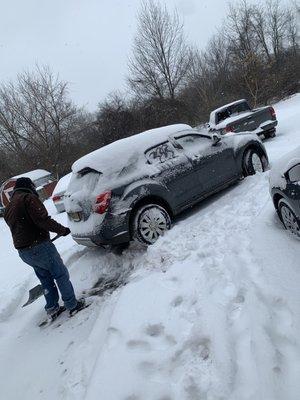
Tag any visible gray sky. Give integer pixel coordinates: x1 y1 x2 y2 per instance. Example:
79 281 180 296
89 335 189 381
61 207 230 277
0 0 237 110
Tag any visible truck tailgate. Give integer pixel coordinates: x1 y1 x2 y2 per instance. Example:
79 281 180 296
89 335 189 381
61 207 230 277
230 107 273 132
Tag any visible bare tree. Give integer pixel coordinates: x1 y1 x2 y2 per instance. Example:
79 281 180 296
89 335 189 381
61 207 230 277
128 0 191 99
0 66 84 177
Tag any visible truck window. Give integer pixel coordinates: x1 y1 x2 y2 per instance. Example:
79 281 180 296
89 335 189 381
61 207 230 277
216 101 251 124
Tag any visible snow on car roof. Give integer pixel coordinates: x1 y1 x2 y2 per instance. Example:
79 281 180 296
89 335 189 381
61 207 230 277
72 124 192 174
12 169 51 181
52 172 72 196
269 146 300 189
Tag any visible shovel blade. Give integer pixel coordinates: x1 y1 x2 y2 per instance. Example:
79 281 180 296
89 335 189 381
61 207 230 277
22 284 44 307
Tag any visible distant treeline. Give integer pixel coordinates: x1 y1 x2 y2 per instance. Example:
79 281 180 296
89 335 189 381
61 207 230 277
0 0 299 182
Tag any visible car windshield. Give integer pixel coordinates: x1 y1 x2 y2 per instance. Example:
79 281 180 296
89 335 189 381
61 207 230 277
217 102 250 123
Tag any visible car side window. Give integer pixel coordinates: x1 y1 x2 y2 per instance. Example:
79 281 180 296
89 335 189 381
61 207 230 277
145 141 177 165
175 134 210 152
288 164 300 183
216 110 230 124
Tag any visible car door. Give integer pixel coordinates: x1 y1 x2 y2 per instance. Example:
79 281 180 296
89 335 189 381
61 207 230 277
145 140 194 209
173 132 237 197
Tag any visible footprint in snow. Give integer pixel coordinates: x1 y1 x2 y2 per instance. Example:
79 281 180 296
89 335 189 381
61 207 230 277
145 323 165 337
170 295 183 308
172 336 211 365
127 339 151 351
107 327 122 349
124 395 140 400
138 360 157 376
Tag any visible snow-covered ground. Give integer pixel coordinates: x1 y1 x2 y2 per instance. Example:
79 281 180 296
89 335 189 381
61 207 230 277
0 94 299 400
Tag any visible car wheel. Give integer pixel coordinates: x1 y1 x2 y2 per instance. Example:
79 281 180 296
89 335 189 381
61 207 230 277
132 203 171 245
244 149 266 176
278 200 300 238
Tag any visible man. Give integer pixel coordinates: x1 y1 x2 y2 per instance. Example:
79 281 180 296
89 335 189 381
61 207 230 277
4 177 85 319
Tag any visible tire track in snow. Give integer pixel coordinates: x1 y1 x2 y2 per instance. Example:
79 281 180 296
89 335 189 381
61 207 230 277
121 173 283 399
35 172 295 400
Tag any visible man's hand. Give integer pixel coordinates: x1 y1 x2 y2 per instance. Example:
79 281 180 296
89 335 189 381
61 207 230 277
63 227 71 236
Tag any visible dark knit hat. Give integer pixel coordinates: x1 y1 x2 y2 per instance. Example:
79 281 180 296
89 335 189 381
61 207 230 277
13 177 38 196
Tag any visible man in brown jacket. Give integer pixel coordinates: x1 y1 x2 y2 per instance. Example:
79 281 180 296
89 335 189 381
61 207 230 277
4 177 85 319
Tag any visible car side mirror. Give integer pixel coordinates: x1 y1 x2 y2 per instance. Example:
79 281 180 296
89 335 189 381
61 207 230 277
212 133 221 146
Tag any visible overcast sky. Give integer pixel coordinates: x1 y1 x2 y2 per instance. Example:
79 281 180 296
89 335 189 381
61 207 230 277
0 0 258 111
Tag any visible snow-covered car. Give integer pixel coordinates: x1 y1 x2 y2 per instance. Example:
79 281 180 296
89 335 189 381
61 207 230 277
65 124 269 247
208 99 278 139
52 173 72 213
269 147 300 237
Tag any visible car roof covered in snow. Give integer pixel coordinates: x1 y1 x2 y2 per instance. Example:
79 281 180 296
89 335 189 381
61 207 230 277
72 124 192 174
12 169 51 181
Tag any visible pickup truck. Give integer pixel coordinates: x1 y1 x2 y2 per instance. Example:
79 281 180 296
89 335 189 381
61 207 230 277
208 99 278 139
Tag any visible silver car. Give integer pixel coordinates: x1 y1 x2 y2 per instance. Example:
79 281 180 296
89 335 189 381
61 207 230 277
52 173 72 213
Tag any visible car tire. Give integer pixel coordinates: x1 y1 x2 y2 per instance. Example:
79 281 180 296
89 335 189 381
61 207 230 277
278 200 300 238
243 149 266 176
132 203 171 245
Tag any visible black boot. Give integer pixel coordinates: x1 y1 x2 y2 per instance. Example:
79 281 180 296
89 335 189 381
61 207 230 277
69 298 86 316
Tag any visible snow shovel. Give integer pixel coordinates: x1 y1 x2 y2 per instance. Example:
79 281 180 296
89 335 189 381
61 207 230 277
22 235 61 307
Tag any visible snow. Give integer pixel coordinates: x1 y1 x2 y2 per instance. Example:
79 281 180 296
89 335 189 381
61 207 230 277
12 169 51 182
52 172 72 196
0 94 300 400
72 124 192 175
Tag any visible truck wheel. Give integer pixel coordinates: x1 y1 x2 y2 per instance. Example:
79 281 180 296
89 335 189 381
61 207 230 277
243 149 266 176
132 203 171 245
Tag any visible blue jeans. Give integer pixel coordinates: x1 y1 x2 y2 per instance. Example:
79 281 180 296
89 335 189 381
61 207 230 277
19 241 77 313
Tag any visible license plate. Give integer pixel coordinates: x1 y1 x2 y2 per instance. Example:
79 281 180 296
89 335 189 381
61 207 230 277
68 212 81 222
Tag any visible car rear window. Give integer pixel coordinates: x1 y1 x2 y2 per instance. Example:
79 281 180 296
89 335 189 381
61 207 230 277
68 168 101 193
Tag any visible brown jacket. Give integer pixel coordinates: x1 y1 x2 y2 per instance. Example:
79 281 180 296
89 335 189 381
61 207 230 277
4 191 67 249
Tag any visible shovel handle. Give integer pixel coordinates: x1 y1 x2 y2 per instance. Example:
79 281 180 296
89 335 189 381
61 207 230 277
51 234 61 242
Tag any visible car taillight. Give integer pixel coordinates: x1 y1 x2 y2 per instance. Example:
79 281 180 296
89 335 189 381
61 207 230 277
94 191 111 214
52 195 61 202
270 106 276 118
225 126 233 133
